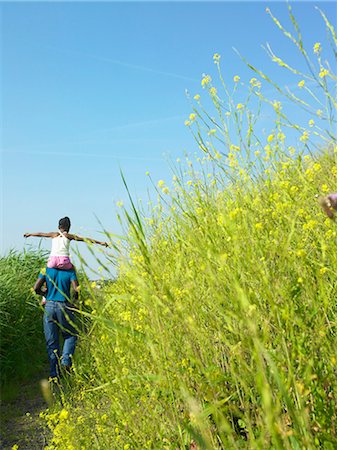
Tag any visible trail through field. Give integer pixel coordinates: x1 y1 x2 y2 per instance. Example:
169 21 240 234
0 374 50 450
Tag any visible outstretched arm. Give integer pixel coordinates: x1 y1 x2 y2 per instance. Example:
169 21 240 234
24 232 58 238
66 233 109 247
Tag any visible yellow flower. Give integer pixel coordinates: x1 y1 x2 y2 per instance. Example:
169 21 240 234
11 445 19 450
189 113 196 121
319 68 329 78
313 42 321 54
162 187 169 194
230 144 240 152
254 150 260 157
157 180 165 188
298 80 305 88
236 103 244 110
319 267 328 275
193 94 200 101
210 87 217 96
184 120 191 126
267 134 274 143
255 222 263 230
233 75 240 83
59 409 69 420
316 109 323 117
213 53 221 63
297 277 304 284
208 129 217 135
201 74 212 87
116 200 124 207
250 77 261 88
273 101 282 112
91 281 97 289
321 184 329 193
300 131 309 142
308 119 315 127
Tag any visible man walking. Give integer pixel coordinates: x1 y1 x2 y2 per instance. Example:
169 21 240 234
34 267 79 379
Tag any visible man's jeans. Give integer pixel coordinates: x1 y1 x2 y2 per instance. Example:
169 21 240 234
43 301 78 378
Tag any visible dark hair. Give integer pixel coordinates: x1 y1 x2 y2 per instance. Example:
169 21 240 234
59 217 71 232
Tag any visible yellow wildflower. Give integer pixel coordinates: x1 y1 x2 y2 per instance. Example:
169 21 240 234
201 74 212 87
300 131 309 142
59 409 69 420
319 68 329 78
213 53 221 63
184 120 191 126
236 103 244 110
233 75 240 83
313 42 321 54
319 267 328 275
157 180 165 188
193 94 200 101
316 109 323 117
210 87 217 96
208 129 217 135
273 101 282 112
267 134 274 143
308 119 315 127
250 77 261 88
298 80 305 88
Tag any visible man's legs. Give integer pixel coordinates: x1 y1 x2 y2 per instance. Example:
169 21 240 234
43 302 60 378
55 302 78 369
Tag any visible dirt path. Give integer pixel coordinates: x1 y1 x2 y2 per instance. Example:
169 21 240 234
0 374 50 450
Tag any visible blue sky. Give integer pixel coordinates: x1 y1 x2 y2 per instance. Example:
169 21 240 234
1 1 336 274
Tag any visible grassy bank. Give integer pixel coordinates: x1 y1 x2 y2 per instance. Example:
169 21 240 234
0 250 48 389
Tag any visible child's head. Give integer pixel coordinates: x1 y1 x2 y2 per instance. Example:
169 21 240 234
59 216 71 232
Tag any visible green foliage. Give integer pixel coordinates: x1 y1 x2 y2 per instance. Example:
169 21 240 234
0 250 48 386
43 7 337 450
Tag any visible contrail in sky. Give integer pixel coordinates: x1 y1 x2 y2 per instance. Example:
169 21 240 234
2 148 164 161
2 114 186 152
41 44 199 83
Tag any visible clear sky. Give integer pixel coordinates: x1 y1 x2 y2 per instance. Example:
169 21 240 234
1 1 336 274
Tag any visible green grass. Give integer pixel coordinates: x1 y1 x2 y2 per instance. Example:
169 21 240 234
0 250 48 388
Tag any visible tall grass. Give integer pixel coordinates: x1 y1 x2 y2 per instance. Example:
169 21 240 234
43 7 336 450
0 250 48 387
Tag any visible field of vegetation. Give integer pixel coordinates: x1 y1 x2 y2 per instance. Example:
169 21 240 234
3 6 337 450
0 250 48 389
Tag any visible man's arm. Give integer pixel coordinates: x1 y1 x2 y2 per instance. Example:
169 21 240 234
34 277 47 297
24 232 58 238
71 280 79 301
66 233 108 247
